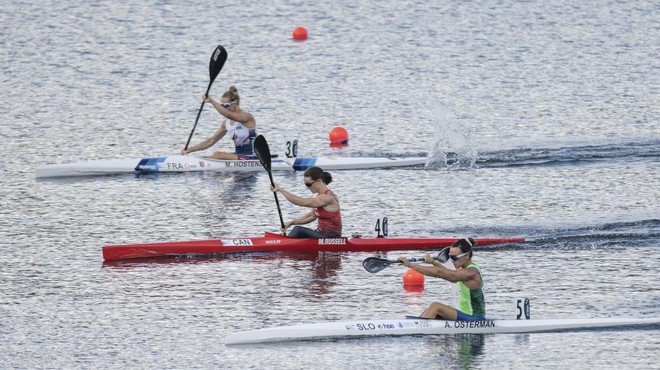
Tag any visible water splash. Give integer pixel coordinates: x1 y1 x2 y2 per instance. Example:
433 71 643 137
426 107 478 169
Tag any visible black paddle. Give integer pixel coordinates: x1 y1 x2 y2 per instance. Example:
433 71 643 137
362 247 450 274
184 45 228 151
254 135 287 235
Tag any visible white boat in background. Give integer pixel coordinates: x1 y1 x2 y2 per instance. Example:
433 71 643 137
35 154 427 178
224 317 660 345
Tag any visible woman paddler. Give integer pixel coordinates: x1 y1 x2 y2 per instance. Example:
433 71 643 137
181 85 258 160
399 238 486 321
270 166 342 238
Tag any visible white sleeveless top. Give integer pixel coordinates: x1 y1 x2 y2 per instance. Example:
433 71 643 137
224 120 257 157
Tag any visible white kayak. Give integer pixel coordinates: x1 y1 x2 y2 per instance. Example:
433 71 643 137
224 317 660 345
35 154 427 178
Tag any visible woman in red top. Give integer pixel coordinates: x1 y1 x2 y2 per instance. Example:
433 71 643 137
270 166 342 238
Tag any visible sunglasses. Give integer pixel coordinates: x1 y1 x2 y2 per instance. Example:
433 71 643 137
449 252 469 261
304 180 318 188
221 101 236 108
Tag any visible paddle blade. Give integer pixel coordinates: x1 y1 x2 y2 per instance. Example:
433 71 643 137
254 135 272 171
362 257 397 274
437 247 450 263
209 45 228 84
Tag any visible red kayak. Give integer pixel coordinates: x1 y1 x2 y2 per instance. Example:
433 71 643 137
102 232 525 261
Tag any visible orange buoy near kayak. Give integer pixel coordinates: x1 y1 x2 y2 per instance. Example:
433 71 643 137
403 268 425 286
329 126 349 145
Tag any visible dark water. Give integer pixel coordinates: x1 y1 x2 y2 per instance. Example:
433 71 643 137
1 0 658 369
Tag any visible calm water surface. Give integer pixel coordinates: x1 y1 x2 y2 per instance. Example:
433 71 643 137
1 0 658 369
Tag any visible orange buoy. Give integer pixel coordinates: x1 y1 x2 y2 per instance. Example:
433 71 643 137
329 126 349 145
403 268 425 286
403 284 425 294
292 26 308 40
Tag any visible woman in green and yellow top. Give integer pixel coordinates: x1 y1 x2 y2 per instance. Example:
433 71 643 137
399 238 485 320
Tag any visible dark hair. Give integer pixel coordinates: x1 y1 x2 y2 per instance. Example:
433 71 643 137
304 166 332 185
222 85 240 104
452 237 477 257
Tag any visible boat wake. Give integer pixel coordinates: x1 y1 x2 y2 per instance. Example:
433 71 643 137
359 140 658 171
472 140 660 169
436 219 660 250
520 219 660 249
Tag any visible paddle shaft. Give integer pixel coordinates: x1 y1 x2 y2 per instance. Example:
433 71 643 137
362 256 424 274
379 255 426 267
402 248 448 265
184 82 212 150
266 169 287 234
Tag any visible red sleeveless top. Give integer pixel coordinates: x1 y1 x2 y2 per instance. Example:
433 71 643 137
314 189 342 236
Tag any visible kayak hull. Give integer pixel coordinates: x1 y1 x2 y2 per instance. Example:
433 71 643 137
225 317 660 344
102 232 525 261
36 154 428 178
